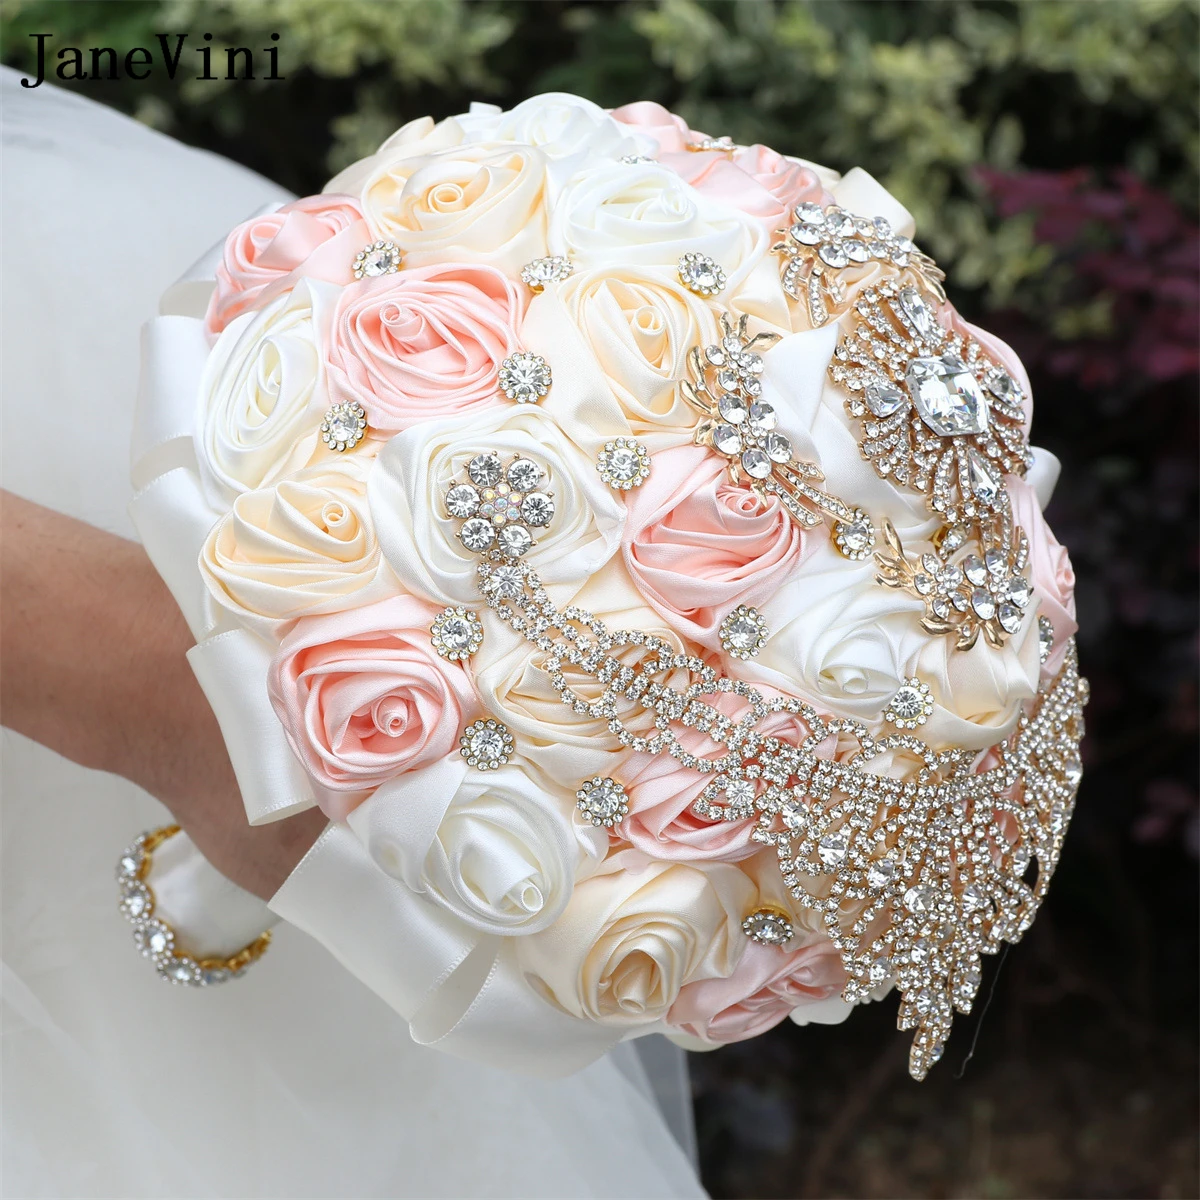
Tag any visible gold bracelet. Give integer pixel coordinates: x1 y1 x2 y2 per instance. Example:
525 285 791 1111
116 824 272 986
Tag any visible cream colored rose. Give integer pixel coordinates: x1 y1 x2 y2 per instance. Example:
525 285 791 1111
368 404 625 608
518 848 754 1027
350 759 606 937
556 264 720 438
549 159 767 284
200 457 396 633
323 115 467 196
196 278 336 504
359 142 550 275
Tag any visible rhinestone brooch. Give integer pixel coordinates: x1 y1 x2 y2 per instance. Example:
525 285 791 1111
520 256 573 292
677 251 726 298
576 777 630 828
430 607 484 661
743 907 795 947
884 678 934 728
720 605 769 659
460 719 513 770
596 438 651 490
321 401 367 452
1038 615 1055 663
499 352 552 404
352 240 402 280
446 452 553 560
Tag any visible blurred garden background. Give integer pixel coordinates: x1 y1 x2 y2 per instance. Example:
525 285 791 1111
2 1 1196 1195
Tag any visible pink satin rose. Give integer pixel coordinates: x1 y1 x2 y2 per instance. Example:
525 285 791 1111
668 937 846 1043
325 263 523 434
1007 476 1078 674
205 194 368 335
618 700 814 863
609 100 695 154
268 594 479 818
622 444 811 649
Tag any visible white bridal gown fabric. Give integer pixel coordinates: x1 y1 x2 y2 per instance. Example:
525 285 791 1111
0 69 703 1199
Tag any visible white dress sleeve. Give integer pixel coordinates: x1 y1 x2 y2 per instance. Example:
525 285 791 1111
0 66 703 1198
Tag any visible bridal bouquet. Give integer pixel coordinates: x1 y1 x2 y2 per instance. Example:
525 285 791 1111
131 94 1085 1079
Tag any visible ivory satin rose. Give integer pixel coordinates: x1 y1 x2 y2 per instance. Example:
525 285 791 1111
205 194 368 335
196 278 335 504
200 458 395 632
358 142 550 275
368 404 625 608
349 759 606 936
324 114 467 197
267 594 478 816
518 849 755 1028
622 444 810 649
325 263 523 434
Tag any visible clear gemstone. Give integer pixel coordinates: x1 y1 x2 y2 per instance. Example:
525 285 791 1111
915 988 936 1015
163 958 199 984
326 408 361 444
741 448 772 479
818 833 847 868
889 685 927 721
520 256 573 289
1062 755 1083 786
743 909 793 946
747 403 777 434
791 222 823 246
794 202 825 225
1011 845 1032 877
985 547 1008 575
904 884 935 913
521 492 555 527
968 450 1002 503
1038 615 1055 662
459 517 496 552
498 353 552 403
837 516 875 556
873 215 893 237
905 355 990 437
963 555 988 586
723 614 761 653
716 369 741 393
468 453 503 488
739 352 764 375
896 286 937 337
445 484 480 518
829 212 857 238
868 955 894 984
718 393 747 424
712 424 741 455
723 779 755 806
678 253 725 295
845 239 870 263
1006 576 1032 608
360 244 398 276
962 884 987 911
781 801 804 830
818 241 849 268
986 369 1020 404
117 847 142 878
578 777 627 824
498 524 533 557
865 382 906 417
605 446 640 480
201 968 232 986
147 925 172 956
998 602 1023 633
506 458 543 493
971 588 996 620
439 616 474 652
867 858 897 889
120 883 150 919
469 726 507 761
909 937 934 963
764 433 792 463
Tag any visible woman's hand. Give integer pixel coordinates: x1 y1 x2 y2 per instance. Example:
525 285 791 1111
0 490 325 899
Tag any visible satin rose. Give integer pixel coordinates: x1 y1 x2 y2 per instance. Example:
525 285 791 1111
349 758 605 936
359 142 550 275
1007 477 1077 674
325 263 522 434
608 100 695 155
196 278 335 504
518 849 754 1028
267 594 478 815
324 114 467 197
668 937 845 1044
549 159 766 284
556 265 720 437
200 457 395 632
205 194 368 335
622 444 809 648
368 404 625 608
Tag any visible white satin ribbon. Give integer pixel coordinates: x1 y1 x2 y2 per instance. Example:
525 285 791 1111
830 167 916 239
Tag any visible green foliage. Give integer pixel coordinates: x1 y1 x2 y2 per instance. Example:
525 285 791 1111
1 0 1194 310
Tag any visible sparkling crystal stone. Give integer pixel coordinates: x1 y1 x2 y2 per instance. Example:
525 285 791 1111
718 393 747 424
147 924 172 956
818 241 849 268
829 212 856 238
201 968 232 986
445 484 480 518
905 355 990 437
1006 576 1032 608
909 937 934 963
867 858 897 889
845 239 870 263
739 351 764 375
764 433 793 463
781 801 804 830
963 555 988 586
723 779 756 806
889 685 927 722
120 883 150 919
836 515 875 557
904 884 936 914
747 403 777 435
358 244 399 276
985 547 1008 575
520 492 555 527
868 955 894 984
520 255 573 290
1011 845 1032 877
971 588 996 620
1062 755 1083 786
162 958 199 985
986 369 1020 404
873 215 893 237
997 602 1023 633
818 833 848 867
605 446 641 480
712 424 742 455
722 613 762 654
117 847 142 878
968 449 1002 503
506 458 543 493
743 909 794 946
896 286 937 337
791 222 823 245
865 381 906 418
940 526 967 552
716 368 741 393
577 777 628 825
794 202 825 226
498 353 552 403
459 517 496 552
468 453 503 488
438 616 475 652
740 448 772 479
498 524 533 557
325 407 362 444
1038 615 1055 662
915 988 936 1015
741 375 763 398
485 565 524 599
469 726 507 761
677 252 726 296
962 884 987 911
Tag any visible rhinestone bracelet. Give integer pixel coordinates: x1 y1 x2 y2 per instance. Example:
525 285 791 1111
116 825 272 986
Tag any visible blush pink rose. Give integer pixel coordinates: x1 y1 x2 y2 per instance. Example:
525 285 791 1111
668 937 846 1043
617 700 814 863
622 444 811 649
1007 476 1078 675
205 194 368 335
325 263 523 434
609 100 695 154
268 594 479 818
